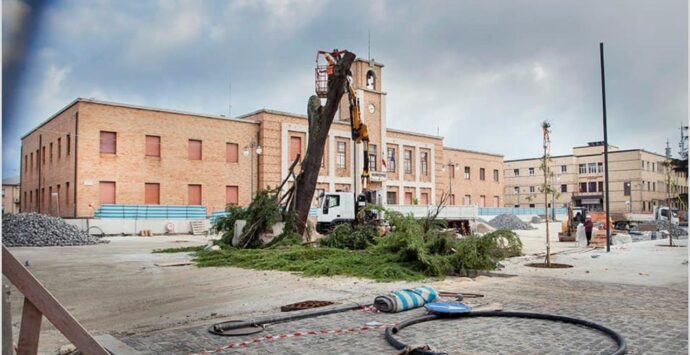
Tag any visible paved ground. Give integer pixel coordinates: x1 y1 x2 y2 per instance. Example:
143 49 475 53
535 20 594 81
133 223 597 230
120 275 688 354
4 226 687 354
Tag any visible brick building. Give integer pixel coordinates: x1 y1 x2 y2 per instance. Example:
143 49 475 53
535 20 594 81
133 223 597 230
504 142 688 212
2 176 20 214
20 58 504 217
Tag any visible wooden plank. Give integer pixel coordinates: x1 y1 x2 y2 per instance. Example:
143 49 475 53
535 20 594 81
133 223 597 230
94 334 143 355
17 298 42 355
2 246 109 355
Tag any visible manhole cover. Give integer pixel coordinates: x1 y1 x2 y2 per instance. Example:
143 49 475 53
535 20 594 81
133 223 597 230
281 300 335 312
525 262 573 269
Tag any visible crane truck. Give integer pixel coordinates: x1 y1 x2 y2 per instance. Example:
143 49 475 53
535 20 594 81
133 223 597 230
312 50 478 234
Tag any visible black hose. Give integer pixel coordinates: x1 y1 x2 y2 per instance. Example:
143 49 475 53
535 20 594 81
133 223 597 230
210 303 369 335
385 311 627 355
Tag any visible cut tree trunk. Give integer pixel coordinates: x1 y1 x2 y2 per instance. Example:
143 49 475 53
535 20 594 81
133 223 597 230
291 51 356 234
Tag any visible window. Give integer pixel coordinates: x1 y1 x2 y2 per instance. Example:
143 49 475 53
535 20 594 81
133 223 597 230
188 184 202 205
404 149 412 174
529 186 535 193
652 162 655 172
29 191 32 208
369 144 377 171
57 138 61 159
24 155 27 172
99 181 116 204
493 169 499 182
480 168 485 181
226 143 238 163
42 146 46 164
146 135 161 157
514 186 519 194
366 70 376 90
647 181 651 190
420 192 429 205
561 165 567 173
386 191 397 205
579 183 587 192
50 142 53 162
463 195 471 205
464 166 470 180
404 192 413 205
100 131 116 154
145 183 160 205
449 165 455 178
290 136 302 162
528 167 535 176
646 161 650 170
579 164 586 174
514 168 519 176
493 196 499 207
597 162 603 173
588 182 597 192
188 139 202 160
23 191 26 210
226 186 239 205
67 134 71 155
326 195 340 208
641 160 645 169
529 204 535 208
588 163 596 173
421 152 428 176
65 182 69 206
337 142 346 168
561 184 567 193
479 195 485 207
514 204 520 208
652 182 656 191
387 147 396 172
30 153 33 172
56 185 60 210
598 181 604 192
449 194 455 205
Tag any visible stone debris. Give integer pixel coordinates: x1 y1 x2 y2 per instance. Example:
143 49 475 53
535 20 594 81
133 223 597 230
2 213 108 247
488 214 536 230
655 220 688 238
474 221 496 234
530 216 542 224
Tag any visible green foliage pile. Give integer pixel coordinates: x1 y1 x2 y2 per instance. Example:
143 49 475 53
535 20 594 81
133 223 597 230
195 204 524 281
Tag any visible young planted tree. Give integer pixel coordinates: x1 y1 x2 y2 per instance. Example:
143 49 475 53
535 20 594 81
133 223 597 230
290 51 356 234
540 121 556 266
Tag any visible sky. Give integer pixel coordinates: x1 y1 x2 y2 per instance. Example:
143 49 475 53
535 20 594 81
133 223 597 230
2 0 688 178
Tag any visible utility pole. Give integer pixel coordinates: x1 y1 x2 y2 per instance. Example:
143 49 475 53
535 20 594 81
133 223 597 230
600 42 611 252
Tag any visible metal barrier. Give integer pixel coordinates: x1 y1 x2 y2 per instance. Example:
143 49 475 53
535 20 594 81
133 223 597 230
478 207 567 216
94 204 207 219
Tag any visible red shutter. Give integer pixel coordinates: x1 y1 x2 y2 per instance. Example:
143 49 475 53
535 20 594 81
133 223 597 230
100 131 116 153
404 192 412 205
226 186 238 205
421 193 429 205
226 143 238 163
188 184 202 205
290 136 301 161
146 136 160 157
99 182 116 204
145 183 160 204
188 140 202 160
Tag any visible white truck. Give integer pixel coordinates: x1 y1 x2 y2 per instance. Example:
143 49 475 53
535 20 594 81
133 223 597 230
315 191 479 234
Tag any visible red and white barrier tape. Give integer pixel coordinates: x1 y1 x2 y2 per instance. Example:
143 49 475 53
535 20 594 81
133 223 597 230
189 323 394 355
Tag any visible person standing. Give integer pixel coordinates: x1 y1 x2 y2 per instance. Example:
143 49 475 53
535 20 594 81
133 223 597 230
584 216 594 246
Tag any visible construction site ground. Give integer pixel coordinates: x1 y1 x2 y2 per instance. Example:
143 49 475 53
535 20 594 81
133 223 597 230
4 222 688 354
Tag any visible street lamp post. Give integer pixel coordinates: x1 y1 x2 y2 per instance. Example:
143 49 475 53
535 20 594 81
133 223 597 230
441 160 459 204
243 142 262 198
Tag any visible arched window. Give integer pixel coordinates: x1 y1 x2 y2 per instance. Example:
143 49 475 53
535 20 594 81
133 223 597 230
366 70 376 90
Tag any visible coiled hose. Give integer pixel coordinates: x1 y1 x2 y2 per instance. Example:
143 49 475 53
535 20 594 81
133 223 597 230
385 311 627 355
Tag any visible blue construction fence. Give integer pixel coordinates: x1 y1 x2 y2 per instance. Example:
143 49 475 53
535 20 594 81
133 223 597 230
94 204 207 219
209 208 318 225
478 207 567 216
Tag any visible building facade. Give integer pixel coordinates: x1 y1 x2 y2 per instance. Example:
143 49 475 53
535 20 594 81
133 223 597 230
20 58 504 217
2 176 20 214
504 142 688 213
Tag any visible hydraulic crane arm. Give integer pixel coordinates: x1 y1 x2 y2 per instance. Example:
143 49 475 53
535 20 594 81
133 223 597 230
316 50 370 191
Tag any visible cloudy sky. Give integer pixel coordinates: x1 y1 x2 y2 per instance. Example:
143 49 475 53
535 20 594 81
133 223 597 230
2 0 687 178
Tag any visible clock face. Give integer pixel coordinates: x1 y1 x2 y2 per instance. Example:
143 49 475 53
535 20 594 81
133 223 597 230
368 104 376 114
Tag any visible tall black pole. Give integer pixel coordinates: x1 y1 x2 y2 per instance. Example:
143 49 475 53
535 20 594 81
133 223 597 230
600 42 611 252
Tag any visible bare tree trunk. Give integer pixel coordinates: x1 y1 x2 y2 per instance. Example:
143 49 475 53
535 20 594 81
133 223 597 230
544 147 551 267
291 52 356 234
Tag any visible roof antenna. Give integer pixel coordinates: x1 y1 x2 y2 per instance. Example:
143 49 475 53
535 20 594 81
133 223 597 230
368 30 371 61
228 80 232 117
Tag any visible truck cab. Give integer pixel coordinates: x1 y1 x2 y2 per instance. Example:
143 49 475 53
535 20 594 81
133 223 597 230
316 192 357 234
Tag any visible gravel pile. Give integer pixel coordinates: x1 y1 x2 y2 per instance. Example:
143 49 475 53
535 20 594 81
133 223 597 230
531 216 542 224
488 214 536 230
655 220 689 238
2 213 108 247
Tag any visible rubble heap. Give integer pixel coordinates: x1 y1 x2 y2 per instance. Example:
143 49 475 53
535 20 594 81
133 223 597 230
2 213 108 247
655 220 689 238
488 214 536 230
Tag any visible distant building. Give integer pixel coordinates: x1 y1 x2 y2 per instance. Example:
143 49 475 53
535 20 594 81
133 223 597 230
504 142 689 212
2 176 20 214
20 58 504 217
